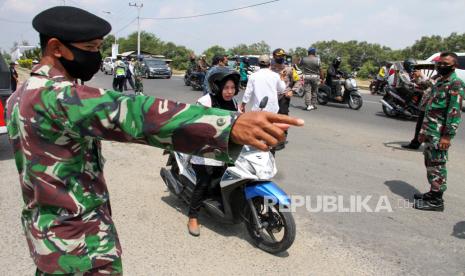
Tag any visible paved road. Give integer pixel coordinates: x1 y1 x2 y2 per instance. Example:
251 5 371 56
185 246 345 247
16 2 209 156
1 72 465 275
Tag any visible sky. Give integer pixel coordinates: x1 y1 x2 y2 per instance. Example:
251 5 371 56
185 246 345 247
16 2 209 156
0 0 464 54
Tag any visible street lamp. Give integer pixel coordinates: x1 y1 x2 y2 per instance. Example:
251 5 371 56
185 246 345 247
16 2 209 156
101 11 117 44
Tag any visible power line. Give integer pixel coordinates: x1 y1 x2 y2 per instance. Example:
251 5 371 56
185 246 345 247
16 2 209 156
141 0 279 20
114 17 137 35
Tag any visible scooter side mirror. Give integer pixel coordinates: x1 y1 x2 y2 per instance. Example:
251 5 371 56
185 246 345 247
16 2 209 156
259 97 268 109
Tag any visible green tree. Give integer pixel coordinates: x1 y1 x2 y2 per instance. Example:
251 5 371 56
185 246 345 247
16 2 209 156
229 43 249 55
202 45 226 63
248 41 270 55
101 34 115 57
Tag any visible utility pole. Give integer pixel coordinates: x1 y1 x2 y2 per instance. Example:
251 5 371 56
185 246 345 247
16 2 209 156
129 2 143 56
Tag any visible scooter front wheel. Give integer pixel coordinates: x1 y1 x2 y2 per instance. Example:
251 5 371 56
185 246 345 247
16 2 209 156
245 197 296 254
348 94 363 110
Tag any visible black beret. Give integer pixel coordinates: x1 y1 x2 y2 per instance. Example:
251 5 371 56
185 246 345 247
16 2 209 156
32 6 111 42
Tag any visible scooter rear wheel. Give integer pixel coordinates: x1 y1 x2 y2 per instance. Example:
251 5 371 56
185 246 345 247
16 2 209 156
245 197 296 254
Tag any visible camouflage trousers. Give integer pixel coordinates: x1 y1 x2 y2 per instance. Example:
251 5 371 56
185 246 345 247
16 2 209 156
424 142 448 192
134 77 143 94
35 258 122 276
303 75 320 106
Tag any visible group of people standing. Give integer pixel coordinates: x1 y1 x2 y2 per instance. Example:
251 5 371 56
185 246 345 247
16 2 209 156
112 55 144 94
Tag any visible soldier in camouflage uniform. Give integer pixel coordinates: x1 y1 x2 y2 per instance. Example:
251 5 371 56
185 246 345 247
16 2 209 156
6 7 303 275
133 56 144 95
414 52 465 211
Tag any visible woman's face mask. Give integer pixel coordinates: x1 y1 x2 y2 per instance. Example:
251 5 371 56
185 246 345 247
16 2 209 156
59 42 102 81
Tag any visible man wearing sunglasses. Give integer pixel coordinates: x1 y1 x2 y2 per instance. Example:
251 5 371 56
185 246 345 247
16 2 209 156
415 52 465 211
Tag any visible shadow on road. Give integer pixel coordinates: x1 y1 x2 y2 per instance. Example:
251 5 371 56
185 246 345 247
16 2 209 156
160 193 290 257
384 180 420 200
452 221 465 239
374 111 416 121
0 136 13 161
383 141 423 152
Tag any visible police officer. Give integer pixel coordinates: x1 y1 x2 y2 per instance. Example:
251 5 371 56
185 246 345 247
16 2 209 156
271 48 301 150
300 47 322 111
415 52 465 211
5 6 303 275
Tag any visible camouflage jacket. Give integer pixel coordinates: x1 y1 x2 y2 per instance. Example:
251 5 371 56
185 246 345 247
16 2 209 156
133 61 144 77
420 71 465 143
6 64 239 274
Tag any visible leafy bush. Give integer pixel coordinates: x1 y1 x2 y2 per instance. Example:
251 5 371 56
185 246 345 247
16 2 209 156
18 59 33 69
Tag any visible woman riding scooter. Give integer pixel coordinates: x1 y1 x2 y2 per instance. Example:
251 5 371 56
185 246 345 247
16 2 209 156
187 70 240 236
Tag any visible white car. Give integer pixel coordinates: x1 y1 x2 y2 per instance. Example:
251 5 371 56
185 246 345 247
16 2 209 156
426 52 465 81
102 57 116 75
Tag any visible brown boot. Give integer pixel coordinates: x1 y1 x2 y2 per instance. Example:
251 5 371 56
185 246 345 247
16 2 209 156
335 96 343 102
187 218 200 237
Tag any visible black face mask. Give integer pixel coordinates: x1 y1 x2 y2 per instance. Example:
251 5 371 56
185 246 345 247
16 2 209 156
275 57 285 64
59 43 102 81
436 64 455 76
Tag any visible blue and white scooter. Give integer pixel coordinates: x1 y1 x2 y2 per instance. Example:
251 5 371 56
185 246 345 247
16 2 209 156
160 97 295 254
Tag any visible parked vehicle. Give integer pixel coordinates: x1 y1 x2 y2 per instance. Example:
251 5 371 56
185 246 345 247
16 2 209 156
142 58 172 79
102 57 116 75
0 52 11 119
0 53 10 135
0 100 6 135
160 97 295 254
317 72 363 110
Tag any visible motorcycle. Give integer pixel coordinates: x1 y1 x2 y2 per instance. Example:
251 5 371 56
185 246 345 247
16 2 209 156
317 72 363 110
189 71 204 91
369 77 387 96
184 68 192 86
160 97 296 254
380 86 423 119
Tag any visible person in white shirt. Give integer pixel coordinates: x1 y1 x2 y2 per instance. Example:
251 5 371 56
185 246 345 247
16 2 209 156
240 54 286 113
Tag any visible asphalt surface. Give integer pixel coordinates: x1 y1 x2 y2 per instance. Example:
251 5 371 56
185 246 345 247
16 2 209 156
91 73 465 275
1 72 465 275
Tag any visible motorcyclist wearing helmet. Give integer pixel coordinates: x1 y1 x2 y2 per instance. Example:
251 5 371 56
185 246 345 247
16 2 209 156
187 70 241 236
203 55 230 95
389 58 417 115
270 48 301 150
326 57 344 102
195 54 209 86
